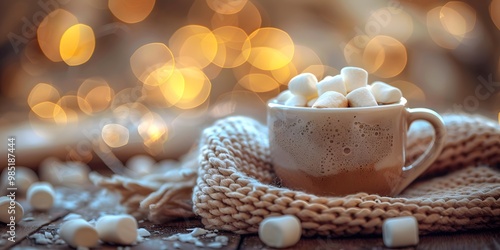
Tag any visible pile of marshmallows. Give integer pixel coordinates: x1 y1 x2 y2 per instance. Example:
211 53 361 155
276 67 403 108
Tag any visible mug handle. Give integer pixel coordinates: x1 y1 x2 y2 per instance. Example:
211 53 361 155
393 108 447 195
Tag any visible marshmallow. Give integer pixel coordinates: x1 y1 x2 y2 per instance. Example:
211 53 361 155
0 196 24 223
383 216 419 248
370 81 402 104
317 75 347 96
276 90 293 103
63 161 91 186
341 67 368 93
0 166 38 196
307 97 318 107
60 219 99 248
312 91 348 108
27 182 55 211
39 157 63 183
126 154 156 176
40 158 90 187
287 73 318 99
346 87 378 107
284 95 308 107
258 215 301 248
96 215 138 245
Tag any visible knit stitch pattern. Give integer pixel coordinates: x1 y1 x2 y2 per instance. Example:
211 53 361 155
91 113 500 237
193 114 500 236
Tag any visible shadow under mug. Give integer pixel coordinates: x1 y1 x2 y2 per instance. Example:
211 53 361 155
267 98 446 196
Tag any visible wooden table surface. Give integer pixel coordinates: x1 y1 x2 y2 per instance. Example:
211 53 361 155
1 187 499 250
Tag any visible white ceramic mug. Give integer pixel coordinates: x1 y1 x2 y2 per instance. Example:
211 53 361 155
267 98 446 196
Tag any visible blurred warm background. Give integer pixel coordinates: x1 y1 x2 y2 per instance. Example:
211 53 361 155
0 0 499 170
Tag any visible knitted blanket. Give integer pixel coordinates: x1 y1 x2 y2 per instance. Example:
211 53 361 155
91 113 500 237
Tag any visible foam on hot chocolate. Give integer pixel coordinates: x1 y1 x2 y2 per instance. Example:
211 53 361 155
270 113 397 177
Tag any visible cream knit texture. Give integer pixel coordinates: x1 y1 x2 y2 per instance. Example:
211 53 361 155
91 113 500 236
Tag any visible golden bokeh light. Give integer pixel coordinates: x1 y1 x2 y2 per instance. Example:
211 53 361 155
130 43 175 86
110 87 145 108
174 67 212 109
28 83 60 108
362 38 384 74
31 101 63 119
232 62 279 89
427 7 458 49
427 3 476 50
343 36 364 67
206 0 248 15
59 24 95 66
159 68 185 107
138 112 168 147
108 0 156 24
245 28 295 71
363 36 407 78
302 65 339 81
210 0 262 34
57 95 86 110
441 2 476 35
112 102 151 126
30 101 68 125
491 0 500 30
212 26 250 68
57 95 91 122
142 85 176 108
101 124 129 148
271 63 297 85
143 64 177 87
390 80 426 106
37 9 78 62
169 25 218 69
59 107 78 123
77 78 114 114
272 45 322 85
238 73 280 93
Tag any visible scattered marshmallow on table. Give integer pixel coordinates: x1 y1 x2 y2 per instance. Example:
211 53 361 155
346 87 378 107
312 91 348 108
27 182 55 211
59 218 99 248
285 95 308 107
370 81 402 104
317 75 347 96
0 167 38 196
0 196 24 223
96 214 138 245
259 215 302 248
287 73 318 100
62 161 91 187
39 158 90 187
341 67 368 93
126 154 156 176
383 216 419 248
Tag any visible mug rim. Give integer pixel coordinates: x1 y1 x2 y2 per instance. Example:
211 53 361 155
268 97 407 112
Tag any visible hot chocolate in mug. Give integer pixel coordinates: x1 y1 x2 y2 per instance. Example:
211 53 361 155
268 98 446 196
